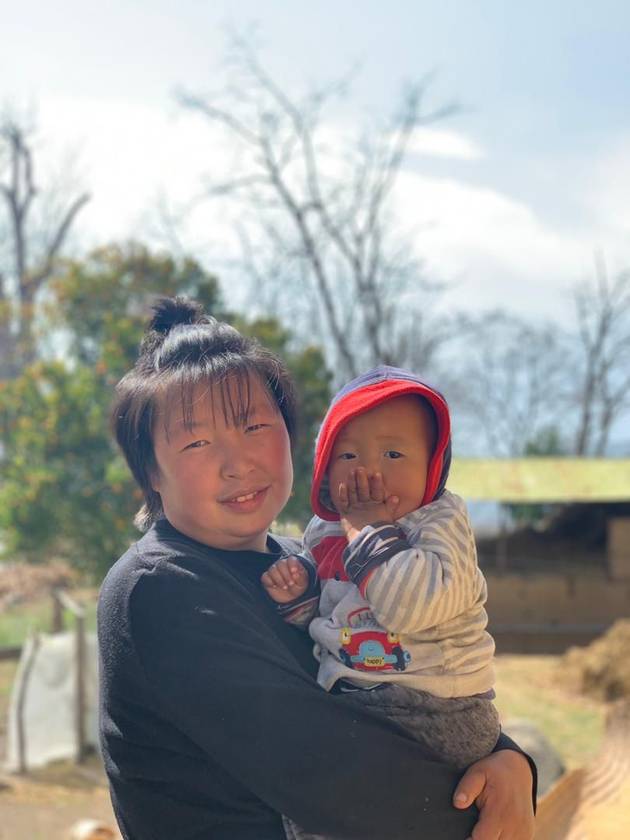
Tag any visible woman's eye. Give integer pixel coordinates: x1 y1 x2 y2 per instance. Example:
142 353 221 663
384 450 403 459
184 439 210 450
246 423 269 433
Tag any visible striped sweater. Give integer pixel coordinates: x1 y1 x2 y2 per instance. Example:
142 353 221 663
302 490 495 699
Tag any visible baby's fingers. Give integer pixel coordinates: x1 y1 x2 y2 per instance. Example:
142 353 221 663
338 482 350 512
369 472 385 502
354 467 371 502
346 471 359 507
286 556 308 583
260 569 277 591
385 494 400 519
264 559 294 590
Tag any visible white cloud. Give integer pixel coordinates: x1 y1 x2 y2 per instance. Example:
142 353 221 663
586 135 630 253
37 95 239 251
32 96 630 327
392 171 592 323
404 128 484 161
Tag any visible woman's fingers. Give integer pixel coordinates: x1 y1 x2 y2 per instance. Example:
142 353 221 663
454 751 535 840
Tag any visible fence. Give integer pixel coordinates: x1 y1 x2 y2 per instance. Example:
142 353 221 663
2 588 89 771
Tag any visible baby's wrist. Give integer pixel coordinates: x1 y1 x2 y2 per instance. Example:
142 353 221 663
343 524 362 543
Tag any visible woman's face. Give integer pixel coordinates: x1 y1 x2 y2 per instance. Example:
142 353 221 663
151 376 293 552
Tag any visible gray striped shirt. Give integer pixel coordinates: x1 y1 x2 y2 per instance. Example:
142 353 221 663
305 491 495 698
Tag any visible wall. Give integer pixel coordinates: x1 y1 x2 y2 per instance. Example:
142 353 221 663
486 570 630 653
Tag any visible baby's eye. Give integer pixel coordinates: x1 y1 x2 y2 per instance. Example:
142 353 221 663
384 450 403 459
338 452 357 460
184 439 210 450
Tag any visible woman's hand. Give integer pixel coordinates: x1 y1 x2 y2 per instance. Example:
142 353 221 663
453 749 535 840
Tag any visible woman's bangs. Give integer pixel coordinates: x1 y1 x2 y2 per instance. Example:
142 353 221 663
158 359 258 440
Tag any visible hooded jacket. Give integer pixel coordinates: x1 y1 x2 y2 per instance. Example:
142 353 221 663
301 366 495 699
311 366 452 520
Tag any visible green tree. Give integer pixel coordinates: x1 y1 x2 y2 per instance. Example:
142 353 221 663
1 244 224 577
0 361 138 573
47 242 223 378
1 243 331 578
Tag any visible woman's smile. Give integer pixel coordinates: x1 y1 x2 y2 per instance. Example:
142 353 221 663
221 486 270 513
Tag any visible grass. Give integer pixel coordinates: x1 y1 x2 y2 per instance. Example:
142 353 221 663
0 658 19 755
0 595 97 648
494 654 606 770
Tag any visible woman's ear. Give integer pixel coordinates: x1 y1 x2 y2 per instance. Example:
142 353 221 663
149 467 161 494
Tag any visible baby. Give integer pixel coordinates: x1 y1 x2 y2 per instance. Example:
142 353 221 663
262 366 499 838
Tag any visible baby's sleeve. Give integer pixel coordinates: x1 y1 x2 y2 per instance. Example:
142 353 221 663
271 551 320 628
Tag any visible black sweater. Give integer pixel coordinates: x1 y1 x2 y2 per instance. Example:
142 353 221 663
98 519 534 839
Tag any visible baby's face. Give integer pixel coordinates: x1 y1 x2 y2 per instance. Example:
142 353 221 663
327 395 435 519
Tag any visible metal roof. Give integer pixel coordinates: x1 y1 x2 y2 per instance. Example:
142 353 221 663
448 458 630 502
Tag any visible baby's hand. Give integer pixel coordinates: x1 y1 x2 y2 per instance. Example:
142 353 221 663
261 556 309 604
338 468 399 541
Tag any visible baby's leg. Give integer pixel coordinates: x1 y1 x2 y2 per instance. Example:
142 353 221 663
350 683 501 769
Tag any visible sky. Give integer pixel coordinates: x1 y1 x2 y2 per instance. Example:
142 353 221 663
3 0 630 326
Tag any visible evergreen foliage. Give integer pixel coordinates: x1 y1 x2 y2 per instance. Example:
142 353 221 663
0 243 331 579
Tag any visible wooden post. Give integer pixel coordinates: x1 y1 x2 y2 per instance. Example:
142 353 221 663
51 589 64 633
14 634 41 773
56 589 88 764
75 609 87 763
496 506 509 573
608 517 630 580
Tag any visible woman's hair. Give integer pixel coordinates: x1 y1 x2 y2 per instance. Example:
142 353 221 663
112 296 297 531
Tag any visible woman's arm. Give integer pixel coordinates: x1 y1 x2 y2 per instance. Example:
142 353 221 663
131 569 534 839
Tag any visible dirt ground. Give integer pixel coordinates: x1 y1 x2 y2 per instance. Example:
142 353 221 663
0 658 118 840
0 758 117 840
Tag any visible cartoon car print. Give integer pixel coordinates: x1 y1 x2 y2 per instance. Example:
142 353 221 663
338 628 411 672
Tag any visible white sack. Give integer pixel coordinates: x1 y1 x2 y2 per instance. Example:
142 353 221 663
5 631 99 771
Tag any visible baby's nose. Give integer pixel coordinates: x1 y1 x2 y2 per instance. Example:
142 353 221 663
362 456 380 474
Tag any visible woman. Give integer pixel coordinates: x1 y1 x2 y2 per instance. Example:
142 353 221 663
98 296 536 839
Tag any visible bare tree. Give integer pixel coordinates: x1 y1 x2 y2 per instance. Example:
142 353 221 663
0 114 90 377
449 311 571 457
450 260 630 459
179 38 457 381
572 254 630 455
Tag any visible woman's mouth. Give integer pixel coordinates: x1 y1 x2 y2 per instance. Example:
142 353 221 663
234 491 258 503
221 487 269 512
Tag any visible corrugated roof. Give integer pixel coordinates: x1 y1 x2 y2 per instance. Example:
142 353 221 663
448 458 630 502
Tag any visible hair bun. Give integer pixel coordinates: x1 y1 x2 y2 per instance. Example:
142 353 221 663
148 296 207 334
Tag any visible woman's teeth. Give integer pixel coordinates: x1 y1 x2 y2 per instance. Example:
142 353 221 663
234 491 257 502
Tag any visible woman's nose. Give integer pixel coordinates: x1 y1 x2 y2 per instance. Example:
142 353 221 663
220 443 254 478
